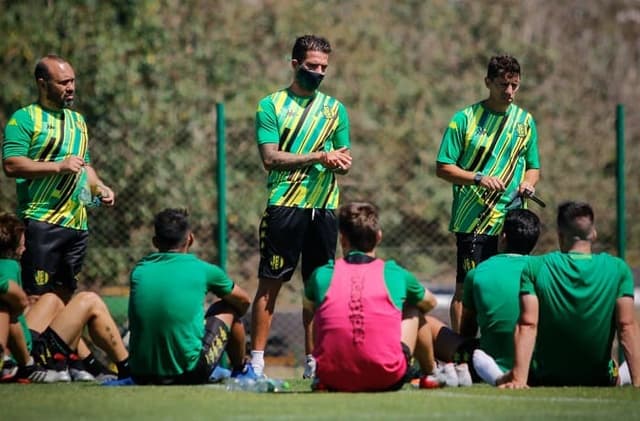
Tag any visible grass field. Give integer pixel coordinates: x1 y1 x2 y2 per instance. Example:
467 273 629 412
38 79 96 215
4 379 640 421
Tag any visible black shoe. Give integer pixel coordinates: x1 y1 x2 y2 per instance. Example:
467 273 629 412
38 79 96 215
15 363 58 384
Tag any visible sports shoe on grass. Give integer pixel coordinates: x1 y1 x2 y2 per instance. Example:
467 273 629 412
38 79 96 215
69 354 96 382
416 374 445 389
302 355 316 379
472 349 504 386
438 362 459 387
231 362 259 381
50 353 71 382
456 363 473 387
1 358 18 382
15 364 58 384
102 376 136 386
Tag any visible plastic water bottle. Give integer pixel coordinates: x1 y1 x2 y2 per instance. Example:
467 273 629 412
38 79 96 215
225 377 257 391
255 378 291 393
226 377 290 393
75 167 102 208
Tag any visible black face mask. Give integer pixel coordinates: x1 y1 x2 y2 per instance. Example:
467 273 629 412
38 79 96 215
296 65 324 91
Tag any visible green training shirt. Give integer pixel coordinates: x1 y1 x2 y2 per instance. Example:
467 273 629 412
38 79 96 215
256 89 350 209
520 251 635 385
305 252 425 310
463 254 529 371
0 259 32 352
128 252 235 377
437 102 539 235
3 104 91 230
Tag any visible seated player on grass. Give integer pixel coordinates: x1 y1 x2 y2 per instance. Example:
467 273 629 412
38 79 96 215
458 209 541 384
499 201 640 388
0 211 129 383
0 211 53 383
304 201 471 392
127 208 253 385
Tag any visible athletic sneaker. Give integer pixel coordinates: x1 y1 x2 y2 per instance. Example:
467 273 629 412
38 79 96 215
302 354 316 379
417 374 445 389
456 363 473 387
48 352 71 382
472 349 504 386
439 362 459 387
15 363 59 384
1 358 18 382
231 362 259 381
69 355 96 382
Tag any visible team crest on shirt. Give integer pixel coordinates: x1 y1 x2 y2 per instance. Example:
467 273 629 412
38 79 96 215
322 105 336 120
516 123 527 137
474 126 488 137
35 270 49 286
270 255 284 271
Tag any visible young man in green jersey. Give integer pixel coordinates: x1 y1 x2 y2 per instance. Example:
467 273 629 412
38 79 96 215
436 55 540 333
458 209 541 384
2 55 116 380
251 35 353 377
499 201 640 388
127 209 253 385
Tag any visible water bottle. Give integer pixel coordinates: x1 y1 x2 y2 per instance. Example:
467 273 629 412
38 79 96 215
225 377 257 391
255 378 291 393
75 167 102 208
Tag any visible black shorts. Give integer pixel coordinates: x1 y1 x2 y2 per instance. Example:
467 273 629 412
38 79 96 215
133 319 230 385
21 219 89 295
455 233 499 283
258 206 338 282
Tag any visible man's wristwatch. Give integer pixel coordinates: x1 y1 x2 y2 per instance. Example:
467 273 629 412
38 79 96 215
473 172 484 185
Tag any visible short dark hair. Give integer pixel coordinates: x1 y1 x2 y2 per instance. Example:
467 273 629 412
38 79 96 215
0 212 25 259
502 209 541 254
557 201 594 240
153 208 190 251
291 35 332 62
486 55 521 79
338 202 380 253
34 54 67 81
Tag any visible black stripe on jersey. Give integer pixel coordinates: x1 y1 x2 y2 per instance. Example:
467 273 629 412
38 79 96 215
46 175 77 224
321 177 336 208
278 128 291 151
36 137 59 161
281 167 312 203
281 97 316 153
471 114 508 173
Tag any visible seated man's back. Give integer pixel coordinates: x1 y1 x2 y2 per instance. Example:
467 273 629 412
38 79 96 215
522 251 634 386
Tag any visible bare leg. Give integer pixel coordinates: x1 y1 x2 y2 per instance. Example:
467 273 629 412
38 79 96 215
449 283 464 333
8 322 31 365
48 292 127 363
0 310 8 361
226 319 246 369
425 315 466 362
402 306 436 375
303 306 314 355
250 278 282 353
76 337 92 359
25 293 65 333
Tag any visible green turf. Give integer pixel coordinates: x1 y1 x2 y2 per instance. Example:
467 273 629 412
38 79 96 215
3 380 640 421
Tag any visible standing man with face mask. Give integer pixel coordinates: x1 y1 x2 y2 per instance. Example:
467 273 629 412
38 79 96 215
435 55 540 333
250 35 352 378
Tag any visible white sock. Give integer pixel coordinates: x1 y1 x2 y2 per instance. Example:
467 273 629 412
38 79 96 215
618 361 631 386
25 356 35 367
250 350 265 376
472 349 504 386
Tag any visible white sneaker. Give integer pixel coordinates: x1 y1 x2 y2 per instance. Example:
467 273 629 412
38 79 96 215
70 367 96 382
455 363 473 387
303 355 316 379
438 363 459 387
472 349 504 386
53 368 72 382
